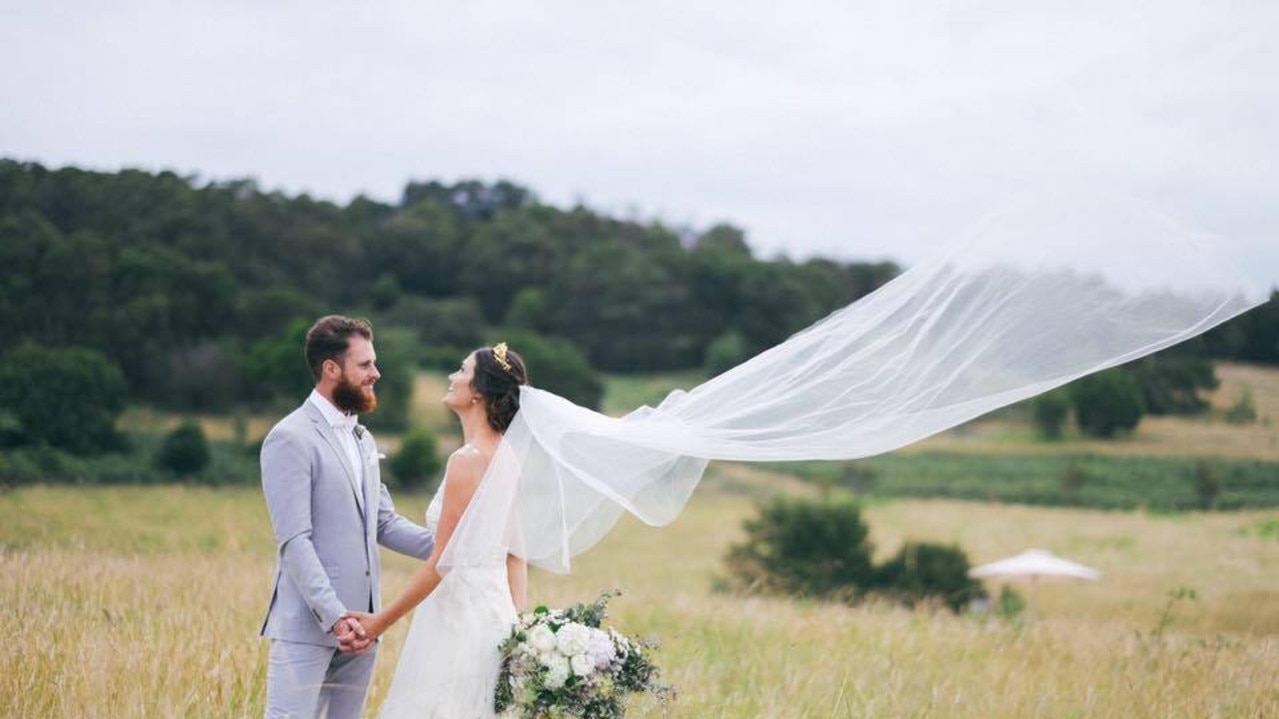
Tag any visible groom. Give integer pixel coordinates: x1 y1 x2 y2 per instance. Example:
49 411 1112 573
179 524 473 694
259 315 434 719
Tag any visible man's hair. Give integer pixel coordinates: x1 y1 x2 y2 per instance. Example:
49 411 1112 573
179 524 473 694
305 315 373 381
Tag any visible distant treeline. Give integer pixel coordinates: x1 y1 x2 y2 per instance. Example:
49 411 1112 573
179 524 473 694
0 160 900 412
1 159 1276 418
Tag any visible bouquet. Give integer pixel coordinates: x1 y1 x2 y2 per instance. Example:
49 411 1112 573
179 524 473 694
495 590 673 718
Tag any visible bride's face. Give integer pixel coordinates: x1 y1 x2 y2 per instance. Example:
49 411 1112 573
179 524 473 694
443 352 481 410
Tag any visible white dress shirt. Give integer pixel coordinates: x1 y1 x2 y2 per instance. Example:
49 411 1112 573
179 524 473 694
308 389 363 487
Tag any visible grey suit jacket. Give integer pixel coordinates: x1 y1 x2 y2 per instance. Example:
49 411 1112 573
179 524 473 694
259 400 434 647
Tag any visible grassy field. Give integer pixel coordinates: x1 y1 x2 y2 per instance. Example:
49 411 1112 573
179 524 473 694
3 476 1277 717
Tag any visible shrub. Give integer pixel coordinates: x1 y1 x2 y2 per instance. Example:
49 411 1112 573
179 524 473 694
1071 368 1145 438
1192 460 1224 510
723 495 875 599
874 541 986 612
995 585 1026 620
0 344 127 454
837 462 878 496
1031 390 1071 439
1059 460 1090 503
1224 388 1258 425
157 420 211 476
390 426 442 490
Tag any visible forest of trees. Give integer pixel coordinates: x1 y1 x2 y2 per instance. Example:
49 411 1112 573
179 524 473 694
0 159 1276 456
0 160 897 412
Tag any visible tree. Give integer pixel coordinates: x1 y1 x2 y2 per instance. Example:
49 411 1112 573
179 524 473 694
0 344 127 454
1032 390 1071 439
703 330 749 377
361 327 415 432
241 320 313 405
1070 368 1145 438
1128 356 1218 415
499 331 604 410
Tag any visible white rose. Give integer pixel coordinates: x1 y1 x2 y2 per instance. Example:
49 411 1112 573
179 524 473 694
555 622 591 656
570 653 595 677
528 624 556 653
543 653 571 689
586 628 617 669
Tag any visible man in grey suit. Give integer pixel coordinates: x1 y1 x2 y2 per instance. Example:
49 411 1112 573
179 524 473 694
260 315 434 718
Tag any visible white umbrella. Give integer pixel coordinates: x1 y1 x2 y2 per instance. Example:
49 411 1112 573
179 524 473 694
969 549 1100 616
969 549 1101 582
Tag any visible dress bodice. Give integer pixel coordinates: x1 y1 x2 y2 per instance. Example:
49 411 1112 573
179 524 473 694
425 477 446 535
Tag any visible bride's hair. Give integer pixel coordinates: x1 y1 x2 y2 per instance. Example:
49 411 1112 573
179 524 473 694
472 345 529 433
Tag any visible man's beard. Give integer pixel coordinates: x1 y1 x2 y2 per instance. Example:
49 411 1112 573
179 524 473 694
333 373 377 414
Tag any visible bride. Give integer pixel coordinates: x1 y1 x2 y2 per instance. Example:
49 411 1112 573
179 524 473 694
345 196 1266 717
345 343 530 718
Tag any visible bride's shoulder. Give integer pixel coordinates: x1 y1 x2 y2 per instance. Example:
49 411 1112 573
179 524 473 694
445 444 486 478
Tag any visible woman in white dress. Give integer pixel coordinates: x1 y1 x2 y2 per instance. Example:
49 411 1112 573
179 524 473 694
345 343 529 718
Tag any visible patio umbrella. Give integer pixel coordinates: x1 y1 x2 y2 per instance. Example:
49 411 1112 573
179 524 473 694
969 549 1101 582
969 549 1100 615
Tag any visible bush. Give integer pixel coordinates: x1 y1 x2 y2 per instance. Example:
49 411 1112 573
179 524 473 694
0 344 127 454
1192 460 1224 510
389 426 442 490
1071 368 1145 438
1059 460 1090 503
723 495 875 599
156 420 211 476
995 585 1026 620
1224 388 1258 425
1031 390 1071 439
874 541 986 612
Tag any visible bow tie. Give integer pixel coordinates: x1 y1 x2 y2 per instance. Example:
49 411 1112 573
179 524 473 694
335 414 359 435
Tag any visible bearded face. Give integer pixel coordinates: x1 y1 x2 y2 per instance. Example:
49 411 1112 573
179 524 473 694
332 367 378 414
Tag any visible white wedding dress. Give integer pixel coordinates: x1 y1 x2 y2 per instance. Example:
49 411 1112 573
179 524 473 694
377 475 517 718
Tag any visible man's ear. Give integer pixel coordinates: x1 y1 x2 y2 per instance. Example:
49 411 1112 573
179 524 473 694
323 358 342 379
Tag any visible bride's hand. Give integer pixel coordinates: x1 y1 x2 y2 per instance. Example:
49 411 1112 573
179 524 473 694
338 611 386 652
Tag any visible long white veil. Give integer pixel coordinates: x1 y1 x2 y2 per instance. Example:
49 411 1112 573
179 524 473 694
440 195 1270 574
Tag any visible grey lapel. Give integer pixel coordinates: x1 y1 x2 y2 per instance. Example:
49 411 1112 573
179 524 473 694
303 401 366 515
357 429 378 527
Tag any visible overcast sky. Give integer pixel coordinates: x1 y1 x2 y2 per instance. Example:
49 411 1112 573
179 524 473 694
3 1 1276 284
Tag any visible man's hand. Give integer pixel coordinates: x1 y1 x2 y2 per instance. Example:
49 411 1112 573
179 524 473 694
333 616 373 653
338 611 384 653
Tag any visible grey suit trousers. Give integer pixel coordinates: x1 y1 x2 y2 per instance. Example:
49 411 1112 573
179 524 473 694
266 640 378 719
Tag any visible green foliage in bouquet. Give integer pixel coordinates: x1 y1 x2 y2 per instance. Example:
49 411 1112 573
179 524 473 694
495 590 674 718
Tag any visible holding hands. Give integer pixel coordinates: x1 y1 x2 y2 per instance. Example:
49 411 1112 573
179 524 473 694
336 611 387 653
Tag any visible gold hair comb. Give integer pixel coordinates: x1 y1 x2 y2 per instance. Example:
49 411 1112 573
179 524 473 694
492 342 512 372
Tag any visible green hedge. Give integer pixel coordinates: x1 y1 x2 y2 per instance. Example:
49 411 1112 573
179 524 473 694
776 453 1279 511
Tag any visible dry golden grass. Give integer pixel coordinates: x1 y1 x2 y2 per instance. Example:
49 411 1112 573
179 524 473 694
3 479 1277 718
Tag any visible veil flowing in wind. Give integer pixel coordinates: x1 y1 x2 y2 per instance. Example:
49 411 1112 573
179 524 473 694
440 194 1271 575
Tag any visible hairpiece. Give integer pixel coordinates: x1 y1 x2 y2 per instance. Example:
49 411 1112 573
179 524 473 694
492 342 513 373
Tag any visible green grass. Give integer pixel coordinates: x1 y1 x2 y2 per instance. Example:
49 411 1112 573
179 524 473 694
601 369 707 416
